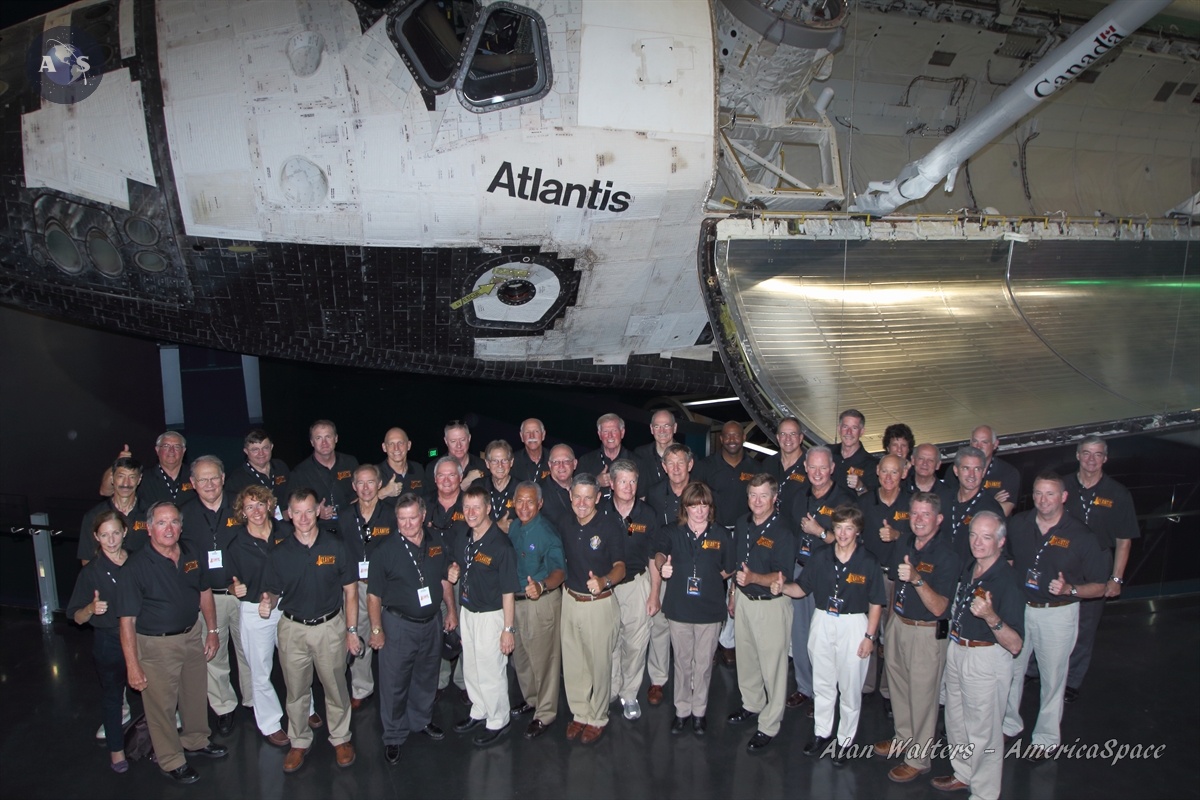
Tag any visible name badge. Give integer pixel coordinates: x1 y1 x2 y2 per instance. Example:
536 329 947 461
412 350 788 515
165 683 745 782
274 507 284 521
208 550 223 569
893 597 904 615
686 576 702 596
358 560 369 581
1025 569 1041 590
826 596 844 617
418 586 432 607
948 627 960 644
799 538 812 557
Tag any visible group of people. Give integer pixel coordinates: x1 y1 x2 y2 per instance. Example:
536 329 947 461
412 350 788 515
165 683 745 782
66 410 1138 800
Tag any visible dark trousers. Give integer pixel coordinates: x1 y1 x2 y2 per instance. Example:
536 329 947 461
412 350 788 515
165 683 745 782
1068 596 1105 690
94 629 128 753
379 610 442 745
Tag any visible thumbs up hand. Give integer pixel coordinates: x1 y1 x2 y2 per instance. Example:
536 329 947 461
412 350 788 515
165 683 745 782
447 561 460 584
525 575 541 600
897 555 913 583
587 570 604 595
118 443 132 458
258 592 273 619
660 555 673 580
230 576 247 598
880 521 898 543
970 589 996 621
1049 572 1070 596
92 590 108 616
736 561 750 587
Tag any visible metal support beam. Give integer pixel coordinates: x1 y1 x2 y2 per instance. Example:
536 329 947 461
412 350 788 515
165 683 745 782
31 512 59 626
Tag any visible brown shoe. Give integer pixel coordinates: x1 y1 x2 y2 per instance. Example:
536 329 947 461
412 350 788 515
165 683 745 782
889 763 930 783
350 694 370 710
786 691 809 709
721 647 736 666
459 689 472 706
647 685 664 706
931 776 969 792
308 713 324 729
565 721 585 741
580 724 604 745
874 739 897 758
334 743 356 768
265 730 290 747
283 747 307 773
806 706 814 718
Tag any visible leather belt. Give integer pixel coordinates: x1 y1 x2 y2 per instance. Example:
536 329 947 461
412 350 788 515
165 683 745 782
567 588 613 602
385 606 436 624
899 616 938 627
144 623 195 637
282 609 340 626
1027 600 1073 608
739 587 781 601
952 636 995 647
210 589 229 595
515 586 560 601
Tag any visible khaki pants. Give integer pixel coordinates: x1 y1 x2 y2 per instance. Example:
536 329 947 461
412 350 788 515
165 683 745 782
885 615 948 769
513 588 562 724
1004 603 1078 748
646 581 671 685
137 625 210 772
667 620 721 718
809 610 870 746
201 591 253 714
733 595 793 736
277 612 352 749
945 642 1013 800
460 607 509 730
863 575 893 697
349 581 375 700
611 571 652 702
438 584 466 691
561 591 620 727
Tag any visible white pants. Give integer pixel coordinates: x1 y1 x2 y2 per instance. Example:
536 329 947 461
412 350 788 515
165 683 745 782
646 581 671 685
611 571 652 702
460 607 509 730
349 581 374 700
1004 603 1078 748
201 591 252 714
239 601 285 735
808 610 869 746
945 642 1014 800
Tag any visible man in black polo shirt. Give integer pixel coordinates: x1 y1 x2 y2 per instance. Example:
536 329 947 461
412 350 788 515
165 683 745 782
450 486 521 745
1002 472 1108 759
559 474 626 745
539 444 577 533
1062 435 1138 702
728 474 796 751
261 488 361 773
578 413 640 495
482 440 518 531
874 492 961 783
339 465 395 710
633 409 679 491
905 444 955 510
367 493 458 765
426 456 470 702
692 421 762 529
117 501 227 784
511 418 551 484
80 457 148 563
945 447 1006 562
377 428 427 501
224 429 291 514
945 426 1020 516
933 511 1024 796
135 431 197 507
643 443 693 704
761 417 807 515
445 421 488 490
831 410 878 498
181 455 250 735
289 420 359 530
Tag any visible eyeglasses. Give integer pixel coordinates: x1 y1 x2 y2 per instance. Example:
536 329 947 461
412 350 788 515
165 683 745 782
651 424 674 432
157 444 184 452
193 476 222 485
549 460 573 467
487 458 512 465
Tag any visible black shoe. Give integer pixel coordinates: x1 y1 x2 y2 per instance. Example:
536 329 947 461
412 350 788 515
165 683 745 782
186 744 228 759
422 723 445 741
726 708 759 725
384 745 402 765
747 731 772 751
216 712 235 735
524 720 549 740
1064 686 1079 704
884 698 893 718
692 716 706 735
804 735 833 757
473 723 510 746
459 689 472 706
832 741 854 767
454 717 484 734
162 765 200 783
510 702 535 719
670 716 690 734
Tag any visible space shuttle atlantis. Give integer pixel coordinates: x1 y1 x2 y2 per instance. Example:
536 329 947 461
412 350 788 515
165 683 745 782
1 0 1197 452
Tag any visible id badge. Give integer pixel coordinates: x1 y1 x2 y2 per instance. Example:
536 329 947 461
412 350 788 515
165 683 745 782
686 576 702 596
358 560 369 580
826 596 844 616
799 537 812 557
417 586 432 607
1024 569 1041 590
274 506 284 521
208 549 223 569
330 504 339 521
460 585 469 604
893 597 904 616
948 627 960 644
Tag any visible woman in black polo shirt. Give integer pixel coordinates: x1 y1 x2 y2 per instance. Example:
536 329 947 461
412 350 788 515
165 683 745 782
66 510 131 773
654 482 734 735
776 504 884 763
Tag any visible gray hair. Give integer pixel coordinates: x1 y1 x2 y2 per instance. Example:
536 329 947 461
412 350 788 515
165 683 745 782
571 473 600 492
597 413 625 431
610 458 640 479
156 430 186 448
516 480 543 502
954 446 987 468
434 455 464 476
192 454 224 475
969 510 1007 542
1077 435 1108 455
805 445 833 464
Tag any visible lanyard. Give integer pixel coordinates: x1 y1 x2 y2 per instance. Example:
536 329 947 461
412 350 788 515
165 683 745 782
684 525 708 578
159 466 183 500
247 461 273 488
830 559 850 601
1075 480 1099 525
463 532 485 589
1030 523 1061 573
400 537 427 587
746 514 776 565
951 491 982 535
951 568 985 632
201 505 223 550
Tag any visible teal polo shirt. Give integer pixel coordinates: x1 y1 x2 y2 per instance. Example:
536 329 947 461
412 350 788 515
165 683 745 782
508 514 566 584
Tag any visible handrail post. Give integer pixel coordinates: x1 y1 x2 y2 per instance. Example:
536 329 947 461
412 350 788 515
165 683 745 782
30 512 59 627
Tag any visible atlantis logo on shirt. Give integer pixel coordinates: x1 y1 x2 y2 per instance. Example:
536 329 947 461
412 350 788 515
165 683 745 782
756 536 774 549
1048 536 1071 549
316 555 337 565
225 517 237 527
961 515 973 527
453 512 466 522
181 482 194 492
847 467 864 477
984 480 1002 490
701 540 722 550
628 523 647 534
473 552 493 566
788 474 807 483
275 476 286 485
917 562 934 573
410 480 423 489
371 527 391 537
893 511 910 522
133 521 147 531
337 471 352 480
817 506 835 516
847 573 866 584
184 560 199 573
427 546 443 557
1092 497 1114 508
739 473 757 481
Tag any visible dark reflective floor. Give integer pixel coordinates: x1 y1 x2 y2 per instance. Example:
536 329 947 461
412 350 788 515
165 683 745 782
1 601 1197 799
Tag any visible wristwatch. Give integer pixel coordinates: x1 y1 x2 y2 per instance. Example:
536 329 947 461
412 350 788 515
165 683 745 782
1110 576 1124 585
502 626 516 634
370 627 382 635
912 578 925 588
990 619 1004 631
1069 586 1078 596
604 578 612 590
864 632 877 642
346 626 358 634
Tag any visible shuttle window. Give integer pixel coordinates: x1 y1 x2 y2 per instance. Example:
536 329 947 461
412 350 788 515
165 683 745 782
45 224 82 274
394 0 478 90
461 6 548 109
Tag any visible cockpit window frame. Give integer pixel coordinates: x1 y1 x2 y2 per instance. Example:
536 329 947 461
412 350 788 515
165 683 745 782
454 2 553 114
389 0 483 94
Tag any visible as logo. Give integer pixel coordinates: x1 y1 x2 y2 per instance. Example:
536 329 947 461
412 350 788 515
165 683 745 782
27 27 104 104
487 162 632 212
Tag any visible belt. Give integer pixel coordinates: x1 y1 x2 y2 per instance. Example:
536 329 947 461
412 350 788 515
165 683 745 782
796 558 808 568
738 587 780 601
567 588 613 602
144 623 195 637
1027 600 1073 608
898 616 937 628
210 589 229 595
952 636 995 647
384 606 436 624
282 609 340 626
515 585 561 601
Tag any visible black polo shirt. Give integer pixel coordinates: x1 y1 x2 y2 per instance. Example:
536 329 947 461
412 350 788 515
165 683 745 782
262 531 354 620
378 459 428 498
789 482 856 565
658 523 734 624
559 511 626 593
858 489 913 575
426 494 469 547
78 498 149 561
483 475 518 522
511 449 551 484
761 452 808 514
454 524 521 613
905 478 956 517
368 530 451 619
949 557 1025 643
224 459 291 511
289 452 359 518
538 478 574 536
945 456 1021 509
116 542 211 635
888 533 961 621
1005 511 1109 604
734 513 796 600
798 545 885 615
692 451 763 528
66 551 125 629
600 497 658 578
633 442 671 491
944 488 1006 561
139 463 196 507
832 446 879 495
578 445 641 497
337 500 396 574
180 497 240 592
223 522 290 601
1062 473 1139 552
645 480 686 528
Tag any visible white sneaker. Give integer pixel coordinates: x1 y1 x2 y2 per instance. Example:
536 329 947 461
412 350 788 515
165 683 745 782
95 710 133 739
622 698 642 720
